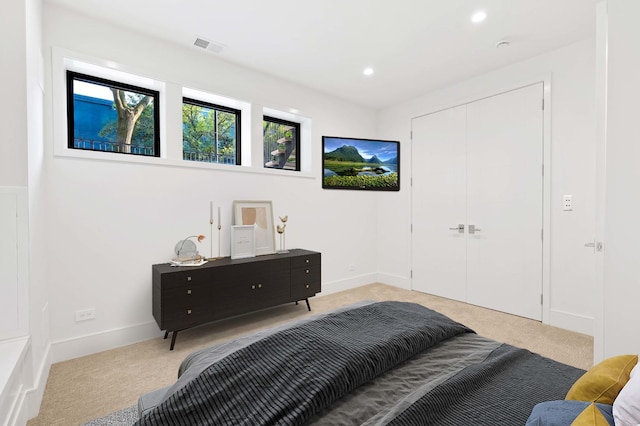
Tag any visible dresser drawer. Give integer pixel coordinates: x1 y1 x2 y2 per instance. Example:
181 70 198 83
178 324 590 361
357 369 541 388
291 265 320 284
291 253 320 269
163 305 212 331
162 284 213 308
291 263 320 301
160 269 211 289
291 280 321 300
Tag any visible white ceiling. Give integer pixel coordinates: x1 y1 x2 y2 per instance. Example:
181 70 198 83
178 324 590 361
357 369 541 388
45 0 598 109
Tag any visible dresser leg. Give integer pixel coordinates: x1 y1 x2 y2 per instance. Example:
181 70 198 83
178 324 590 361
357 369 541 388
163 331 169 339
305 298 311 311
170 331 178 351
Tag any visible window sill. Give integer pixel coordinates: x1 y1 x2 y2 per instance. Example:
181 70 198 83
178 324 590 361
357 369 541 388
53 148 316 179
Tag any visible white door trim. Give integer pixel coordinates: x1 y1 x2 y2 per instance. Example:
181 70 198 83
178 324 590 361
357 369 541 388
593 0 607 362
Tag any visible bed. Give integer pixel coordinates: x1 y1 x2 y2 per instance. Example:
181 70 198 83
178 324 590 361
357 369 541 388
134 301 594 425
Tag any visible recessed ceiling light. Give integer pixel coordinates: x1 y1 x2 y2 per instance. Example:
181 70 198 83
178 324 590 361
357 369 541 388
363 67 374 76
471 11 487 23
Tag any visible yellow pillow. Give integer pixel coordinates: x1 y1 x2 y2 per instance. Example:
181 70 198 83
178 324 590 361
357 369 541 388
571 402 612 426
566 354 638 405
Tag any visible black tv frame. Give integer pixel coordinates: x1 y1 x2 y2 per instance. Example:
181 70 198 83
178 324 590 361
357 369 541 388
322 136 400 192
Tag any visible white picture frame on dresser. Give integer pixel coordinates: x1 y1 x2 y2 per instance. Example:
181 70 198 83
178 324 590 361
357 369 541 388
230 225 256 259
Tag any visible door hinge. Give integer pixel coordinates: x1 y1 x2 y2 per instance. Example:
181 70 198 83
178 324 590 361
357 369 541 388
541 229 543 240
410 130 413 140
411 270 413 278
541 164 544 176
542 99 545 110
541 294 543 304
410 223 413 233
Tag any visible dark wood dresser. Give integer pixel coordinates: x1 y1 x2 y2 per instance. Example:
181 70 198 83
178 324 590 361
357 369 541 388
152 248 321 350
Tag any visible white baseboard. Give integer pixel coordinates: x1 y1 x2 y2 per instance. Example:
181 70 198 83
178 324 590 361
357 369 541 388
374 273 411 290
548 309 594 336
51 321 163 363
319 273 379 296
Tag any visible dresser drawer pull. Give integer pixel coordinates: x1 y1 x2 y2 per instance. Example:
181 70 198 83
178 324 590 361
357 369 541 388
187 289 192 295
187 309 192 315
258 284 262 289
305 284 310 289
305 259 310 264
251 285 256 290
187 276 192 282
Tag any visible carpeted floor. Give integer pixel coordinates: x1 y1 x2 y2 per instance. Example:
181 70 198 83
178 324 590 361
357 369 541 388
80 406 137 426
28 283 593 425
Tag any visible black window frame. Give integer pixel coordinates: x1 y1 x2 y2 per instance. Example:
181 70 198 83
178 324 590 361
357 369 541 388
263 115 301 172
182 97 242 165
66 70 161 157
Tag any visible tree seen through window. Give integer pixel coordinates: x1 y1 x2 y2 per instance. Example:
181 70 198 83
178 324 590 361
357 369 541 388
182 98 240 165
67 71 159 157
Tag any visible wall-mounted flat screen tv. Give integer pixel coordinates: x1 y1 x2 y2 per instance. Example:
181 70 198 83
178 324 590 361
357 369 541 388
322 136 400 191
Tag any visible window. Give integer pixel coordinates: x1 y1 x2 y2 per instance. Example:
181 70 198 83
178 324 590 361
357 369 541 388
263 116 300 171
182 98 241 165
66 71 160 157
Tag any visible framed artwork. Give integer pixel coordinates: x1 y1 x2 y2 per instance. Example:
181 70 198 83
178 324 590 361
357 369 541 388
230 225 256 259
232 200 276 256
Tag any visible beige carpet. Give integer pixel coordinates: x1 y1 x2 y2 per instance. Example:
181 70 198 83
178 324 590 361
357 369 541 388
28 283 593 426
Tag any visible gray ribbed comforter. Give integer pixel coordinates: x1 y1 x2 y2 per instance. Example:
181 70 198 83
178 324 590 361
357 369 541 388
136 301 584 426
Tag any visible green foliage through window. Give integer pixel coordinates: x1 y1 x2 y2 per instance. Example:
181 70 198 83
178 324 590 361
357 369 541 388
66 71 160 157
183 98 240 165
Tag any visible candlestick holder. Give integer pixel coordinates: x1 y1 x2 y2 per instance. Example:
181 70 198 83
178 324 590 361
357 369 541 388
207 219 219 261
276 215 289 254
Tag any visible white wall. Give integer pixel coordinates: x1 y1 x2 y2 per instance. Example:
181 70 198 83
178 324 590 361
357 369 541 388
376 39 597 335
42 5 380 361
0 0 29 187
600 0 640 358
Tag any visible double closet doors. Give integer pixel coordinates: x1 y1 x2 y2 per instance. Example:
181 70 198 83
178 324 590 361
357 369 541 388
411 83 544 321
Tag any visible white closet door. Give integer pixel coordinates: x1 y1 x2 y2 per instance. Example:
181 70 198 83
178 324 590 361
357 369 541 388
465 83 544 320
411 105 467 301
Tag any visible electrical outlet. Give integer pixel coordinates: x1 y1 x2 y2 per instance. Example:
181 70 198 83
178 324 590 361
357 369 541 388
563 195 573 211
75 308 96 322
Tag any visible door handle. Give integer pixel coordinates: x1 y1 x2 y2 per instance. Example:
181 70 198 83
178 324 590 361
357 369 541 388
469 224 481 234
449 224 464 233
584 241 603 252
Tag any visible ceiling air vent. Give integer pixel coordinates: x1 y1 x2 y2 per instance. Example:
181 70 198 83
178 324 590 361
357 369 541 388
193 36 225 54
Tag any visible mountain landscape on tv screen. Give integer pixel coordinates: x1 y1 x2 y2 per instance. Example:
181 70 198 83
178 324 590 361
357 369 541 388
323 144 399 191
324 145 397 165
